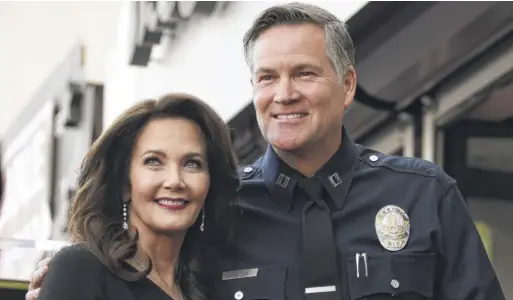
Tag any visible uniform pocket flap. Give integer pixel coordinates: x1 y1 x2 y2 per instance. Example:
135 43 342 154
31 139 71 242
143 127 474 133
218 265 287 300
346 253 435 299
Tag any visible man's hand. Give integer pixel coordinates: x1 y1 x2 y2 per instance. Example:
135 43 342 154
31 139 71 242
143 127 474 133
26 257 51 300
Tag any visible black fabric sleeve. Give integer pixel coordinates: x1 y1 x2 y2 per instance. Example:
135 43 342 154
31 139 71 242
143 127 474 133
37 244 104 300
436 183 505 300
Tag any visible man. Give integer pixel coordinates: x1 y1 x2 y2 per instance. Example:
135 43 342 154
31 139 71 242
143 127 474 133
27 2 504 300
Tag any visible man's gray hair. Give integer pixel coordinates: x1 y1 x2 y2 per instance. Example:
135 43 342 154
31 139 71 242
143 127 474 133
243 2 355 82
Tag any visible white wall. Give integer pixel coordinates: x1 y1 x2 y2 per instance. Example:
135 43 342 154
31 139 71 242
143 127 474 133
103 1 367 128
0 2 123 138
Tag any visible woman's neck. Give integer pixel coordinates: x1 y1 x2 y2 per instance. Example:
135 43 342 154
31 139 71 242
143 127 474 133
135 228 186 297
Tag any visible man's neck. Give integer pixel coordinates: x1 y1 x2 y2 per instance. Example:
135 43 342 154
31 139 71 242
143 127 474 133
274 132 342 177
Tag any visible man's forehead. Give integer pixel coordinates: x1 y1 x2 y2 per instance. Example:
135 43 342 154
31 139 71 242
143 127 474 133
251 24 327 70
253 55 324 73
254 24 325 52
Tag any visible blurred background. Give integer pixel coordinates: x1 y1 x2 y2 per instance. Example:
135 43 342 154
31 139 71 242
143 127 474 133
1 1 512 299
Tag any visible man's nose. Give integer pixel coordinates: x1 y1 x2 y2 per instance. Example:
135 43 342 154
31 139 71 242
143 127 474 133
274 77 300 104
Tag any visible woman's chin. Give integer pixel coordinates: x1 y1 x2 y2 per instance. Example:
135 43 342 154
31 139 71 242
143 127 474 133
150 223 193 236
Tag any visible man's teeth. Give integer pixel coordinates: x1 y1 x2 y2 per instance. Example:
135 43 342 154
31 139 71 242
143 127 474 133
157 200 185 205
276 114 305 119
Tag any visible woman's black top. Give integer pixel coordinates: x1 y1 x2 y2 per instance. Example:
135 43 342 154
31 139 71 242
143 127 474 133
38 244 175 300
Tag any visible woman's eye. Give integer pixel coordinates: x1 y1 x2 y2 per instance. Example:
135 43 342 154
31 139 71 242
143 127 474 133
185 160 202 169
144 157 161 166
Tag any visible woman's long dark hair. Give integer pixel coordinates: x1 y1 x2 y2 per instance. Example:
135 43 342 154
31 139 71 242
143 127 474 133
68 93 240 300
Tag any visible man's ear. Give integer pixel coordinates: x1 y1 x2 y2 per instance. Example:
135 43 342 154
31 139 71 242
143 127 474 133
343 66 357 109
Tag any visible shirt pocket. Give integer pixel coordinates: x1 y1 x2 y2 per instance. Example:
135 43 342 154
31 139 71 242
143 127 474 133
217 265 287 300
346 253 435 300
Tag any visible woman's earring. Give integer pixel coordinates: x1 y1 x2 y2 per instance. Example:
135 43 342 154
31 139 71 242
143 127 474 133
122 202 129 231
200 206 205 232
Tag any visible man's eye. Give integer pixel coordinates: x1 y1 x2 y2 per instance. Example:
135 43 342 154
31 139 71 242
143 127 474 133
299 71 314 77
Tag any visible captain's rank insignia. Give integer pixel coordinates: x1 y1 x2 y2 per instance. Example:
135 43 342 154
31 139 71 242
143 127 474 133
375 205 410 251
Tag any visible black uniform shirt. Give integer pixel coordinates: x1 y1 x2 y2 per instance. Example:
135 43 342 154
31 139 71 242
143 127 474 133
217 128 504 300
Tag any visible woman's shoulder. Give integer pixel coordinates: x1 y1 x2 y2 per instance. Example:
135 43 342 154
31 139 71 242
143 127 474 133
37 243 108 300
50 243 104 271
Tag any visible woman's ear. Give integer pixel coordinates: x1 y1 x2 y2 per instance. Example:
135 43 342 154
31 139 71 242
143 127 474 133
123 183 131 202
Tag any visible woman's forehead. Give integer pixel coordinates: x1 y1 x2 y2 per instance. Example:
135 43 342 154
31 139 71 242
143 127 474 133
134 118 207 155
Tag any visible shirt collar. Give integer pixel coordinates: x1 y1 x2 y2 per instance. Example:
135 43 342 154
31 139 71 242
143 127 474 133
262 127 358 211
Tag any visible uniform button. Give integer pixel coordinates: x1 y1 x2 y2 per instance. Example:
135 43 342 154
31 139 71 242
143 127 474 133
243 167 253 173
369 155 379 162
234 290 244 300
391 279 400 289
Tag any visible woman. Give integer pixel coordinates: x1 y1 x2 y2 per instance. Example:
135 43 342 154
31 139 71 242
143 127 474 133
36 93 240 300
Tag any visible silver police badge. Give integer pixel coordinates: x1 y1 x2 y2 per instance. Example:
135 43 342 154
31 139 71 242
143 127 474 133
375 205 410 251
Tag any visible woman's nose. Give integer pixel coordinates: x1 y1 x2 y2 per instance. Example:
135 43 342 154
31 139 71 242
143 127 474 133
162 166 185 190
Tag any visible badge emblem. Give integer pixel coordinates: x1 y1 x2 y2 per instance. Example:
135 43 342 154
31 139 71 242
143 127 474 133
375 205 410 251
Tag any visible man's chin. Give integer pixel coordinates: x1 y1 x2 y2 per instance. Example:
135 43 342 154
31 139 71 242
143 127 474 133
269 137 305 153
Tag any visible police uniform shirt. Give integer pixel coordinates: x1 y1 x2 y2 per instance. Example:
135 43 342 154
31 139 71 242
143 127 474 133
216 127 505 300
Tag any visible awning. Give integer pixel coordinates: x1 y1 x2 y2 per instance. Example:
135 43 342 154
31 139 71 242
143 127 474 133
345 1 513 141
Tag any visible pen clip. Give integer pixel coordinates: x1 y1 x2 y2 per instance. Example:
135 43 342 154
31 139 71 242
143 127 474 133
362 253 368 278
355 253 360 278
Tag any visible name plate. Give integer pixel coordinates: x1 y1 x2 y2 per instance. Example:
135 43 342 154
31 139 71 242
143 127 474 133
222 268 259 280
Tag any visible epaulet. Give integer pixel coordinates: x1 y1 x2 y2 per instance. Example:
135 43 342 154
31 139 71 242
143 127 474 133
237 157 263 180
238 164 258 180
358 145 453 188
359 148 387 167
